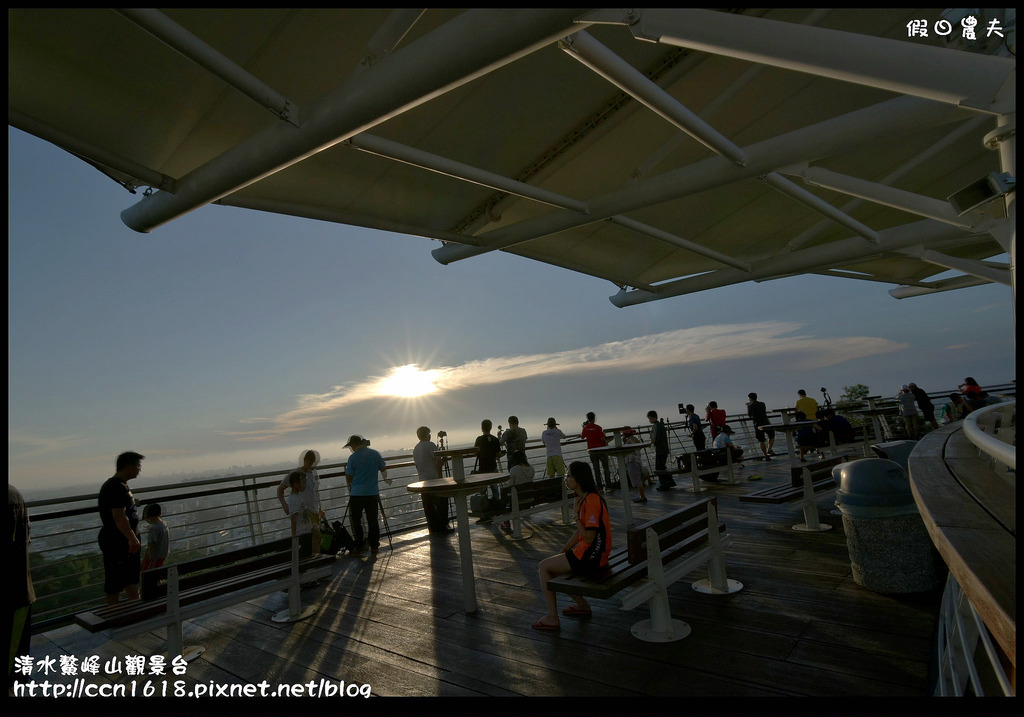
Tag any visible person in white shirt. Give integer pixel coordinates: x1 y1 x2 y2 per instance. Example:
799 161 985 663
540 418 567 477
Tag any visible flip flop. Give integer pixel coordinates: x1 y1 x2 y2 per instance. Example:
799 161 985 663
532 618 560 631
561 605 592 617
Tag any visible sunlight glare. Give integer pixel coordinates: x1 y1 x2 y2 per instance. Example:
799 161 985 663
377 364 441 398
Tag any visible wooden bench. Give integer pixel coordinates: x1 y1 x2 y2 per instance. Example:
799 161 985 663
546 498 742 642
482 477 570 539
740 455 855 531
75 534 334 659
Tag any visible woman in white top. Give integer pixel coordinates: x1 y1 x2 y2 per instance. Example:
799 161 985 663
277 449 323 521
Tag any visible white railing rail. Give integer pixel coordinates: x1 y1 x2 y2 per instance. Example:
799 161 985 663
934 572 1015 696
962 400 1015 471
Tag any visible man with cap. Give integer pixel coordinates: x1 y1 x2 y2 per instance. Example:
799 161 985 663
713 424 745 468
540 418 567 477
343 434 390 553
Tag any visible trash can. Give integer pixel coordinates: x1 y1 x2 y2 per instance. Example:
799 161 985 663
833 458 939 593
869 440 918 472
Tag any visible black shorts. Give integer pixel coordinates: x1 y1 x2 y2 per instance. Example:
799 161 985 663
565 546 605 576
754 427 775 442
99 529 140 595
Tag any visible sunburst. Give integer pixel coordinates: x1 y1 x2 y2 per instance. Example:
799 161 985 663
376 364 440 398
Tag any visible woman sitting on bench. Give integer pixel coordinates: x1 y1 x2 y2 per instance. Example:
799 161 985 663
532 462 612 631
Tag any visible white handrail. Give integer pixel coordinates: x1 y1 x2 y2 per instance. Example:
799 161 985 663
962 400 1016 470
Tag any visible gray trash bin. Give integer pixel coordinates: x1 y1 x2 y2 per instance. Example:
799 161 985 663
833 458 939 593
869 440 918 472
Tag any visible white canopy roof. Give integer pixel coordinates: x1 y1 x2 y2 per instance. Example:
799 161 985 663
8 8 1016 306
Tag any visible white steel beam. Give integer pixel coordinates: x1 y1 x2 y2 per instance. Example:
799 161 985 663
560 30 749 166
345 134 591 214
433 95 971 264
115 9 299 126
609 216 752 272
120 9 587 233
632 8 833 180
626 9 1015 114
760 172 881 243
215 195 486 247
904 249 1012 285
889 275 991 298
357 9 427 69
786 115 992 250
800 166 987 230
9 109 177 193
610 218 979 306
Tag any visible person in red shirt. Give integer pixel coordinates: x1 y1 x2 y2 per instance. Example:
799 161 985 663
580 411 611 491
532 461 612 630
705 401 727 440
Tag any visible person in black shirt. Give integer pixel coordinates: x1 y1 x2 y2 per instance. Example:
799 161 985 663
746 392 776 460
648 410 674 491
98 451 144 605
475 419 503 507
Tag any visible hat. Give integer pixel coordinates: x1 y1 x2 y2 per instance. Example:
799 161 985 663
622 426 635 435
901 384 909 390
343 434 367 448
546 417 558 427
721 424 734 434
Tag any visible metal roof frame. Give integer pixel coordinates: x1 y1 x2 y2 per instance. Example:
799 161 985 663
8 8 1016 307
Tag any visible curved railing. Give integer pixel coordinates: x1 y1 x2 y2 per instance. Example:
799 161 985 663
962 399 1016 471
907 402 1016 697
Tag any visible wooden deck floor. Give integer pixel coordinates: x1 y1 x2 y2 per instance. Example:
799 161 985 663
26 454 948 712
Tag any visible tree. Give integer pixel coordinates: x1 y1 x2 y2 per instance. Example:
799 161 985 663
839 384 870 403
836 384 870 427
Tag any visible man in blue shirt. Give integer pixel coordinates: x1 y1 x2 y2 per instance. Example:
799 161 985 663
344 434 390 553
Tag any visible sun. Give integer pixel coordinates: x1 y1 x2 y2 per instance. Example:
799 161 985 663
377 364 440 398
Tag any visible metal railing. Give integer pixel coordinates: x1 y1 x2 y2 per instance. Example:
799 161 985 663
930 398 1015 696
27 428 692 628
962 399 1016 472
934 573 1015 696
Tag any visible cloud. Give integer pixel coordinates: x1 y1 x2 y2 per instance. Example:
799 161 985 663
8 429 90 458
221 321 907 442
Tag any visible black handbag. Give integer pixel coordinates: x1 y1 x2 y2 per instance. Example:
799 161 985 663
330 503 356 554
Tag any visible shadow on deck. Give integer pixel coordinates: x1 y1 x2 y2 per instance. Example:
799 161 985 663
23 455 946 712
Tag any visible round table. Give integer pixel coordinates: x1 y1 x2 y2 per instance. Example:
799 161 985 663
759 420 820 468
407 471 508 613
435 446 478 482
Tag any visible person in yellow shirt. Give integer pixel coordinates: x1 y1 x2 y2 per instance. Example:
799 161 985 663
795 389 819 421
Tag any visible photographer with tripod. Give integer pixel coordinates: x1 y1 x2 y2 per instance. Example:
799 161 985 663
343 434 390 554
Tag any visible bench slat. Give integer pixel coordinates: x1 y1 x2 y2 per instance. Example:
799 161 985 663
77 554 333 632
788 455 852 487
626 497 717 564
739 477 836 504
141 534 313 599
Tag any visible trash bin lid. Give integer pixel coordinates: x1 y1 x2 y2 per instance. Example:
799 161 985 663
869 440 918 470
834 458 916 508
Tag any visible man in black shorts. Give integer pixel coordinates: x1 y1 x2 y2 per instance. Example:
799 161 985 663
98 451 144 605
746 392 776 460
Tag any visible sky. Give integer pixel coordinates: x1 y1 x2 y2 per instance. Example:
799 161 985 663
7 127 1015 494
